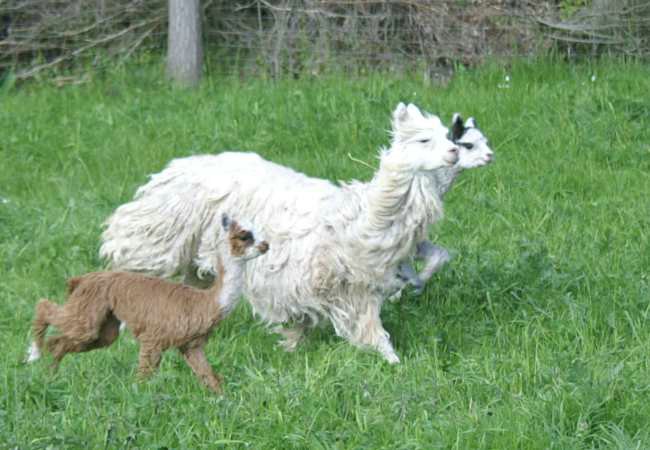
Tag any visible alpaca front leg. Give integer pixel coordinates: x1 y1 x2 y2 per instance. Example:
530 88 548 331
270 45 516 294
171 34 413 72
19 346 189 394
364 325 400 365
137 344 162 379
344 301 400 364
415 241 451 288
396 262 423 295
181 346 222 394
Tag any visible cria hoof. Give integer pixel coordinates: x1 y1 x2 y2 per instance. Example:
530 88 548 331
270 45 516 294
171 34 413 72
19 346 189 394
278 339 299 352
388 288 404 302
410 278 424 295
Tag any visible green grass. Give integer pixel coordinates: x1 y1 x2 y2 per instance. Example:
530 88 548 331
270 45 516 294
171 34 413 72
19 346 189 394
1 58 650 449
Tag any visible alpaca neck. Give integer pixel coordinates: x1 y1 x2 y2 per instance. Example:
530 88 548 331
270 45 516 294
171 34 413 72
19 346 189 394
213 257 246 318
430 166 463 199
335 150 444 273
362 149 423 232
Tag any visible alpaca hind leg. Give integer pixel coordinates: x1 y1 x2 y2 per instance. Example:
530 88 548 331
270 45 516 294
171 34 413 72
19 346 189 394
85 314 121 351
27 299 58 362
46 335 93 370
180 346 222 393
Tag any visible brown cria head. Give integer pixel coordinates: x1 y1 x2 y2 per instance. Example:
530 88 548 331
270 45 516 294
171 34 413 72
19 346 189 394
226 219 254 257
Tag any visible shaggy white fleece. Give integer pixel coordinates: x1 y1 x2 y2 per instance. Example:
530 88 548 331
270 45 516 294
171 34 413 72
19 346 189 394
394 113 494 295
100 103 459 363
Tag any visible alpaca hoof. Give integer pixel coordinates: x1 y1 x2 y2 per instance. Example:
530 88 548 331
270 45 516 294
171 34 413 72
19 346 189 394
208 375 224 394
273 325 304 352
410 278 425 296
438 248 452 264
378 340 401 364
278 338 300 352
388 288 404 302
385 352 401 365
24 342 41 364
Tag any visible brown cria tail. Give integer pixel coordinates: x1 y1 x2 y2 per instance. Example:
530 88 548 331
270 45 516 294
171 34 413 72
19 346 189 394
67 276 83 295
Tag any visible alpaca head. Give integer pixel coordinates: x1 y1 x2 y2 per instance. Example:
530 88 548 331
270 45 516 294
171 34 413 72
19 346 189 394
390 103 459 171
448 113 494 169
221 214 269 262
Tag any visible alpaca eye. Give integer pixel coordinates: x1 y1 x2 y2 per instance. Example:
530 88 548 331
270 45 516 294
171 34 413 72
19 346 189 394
417 139 430 144
239 232 253 242
460 143 474 150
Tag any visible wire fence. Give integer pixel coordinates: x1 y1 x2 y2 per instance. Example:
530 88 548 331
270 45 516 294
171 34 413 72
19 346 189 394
1 0 649 82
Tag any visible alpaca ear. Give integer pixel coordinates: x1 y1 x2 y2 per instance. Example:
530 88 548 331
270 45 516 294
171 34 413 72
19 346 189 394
392 103 426 135
406 103 424 120
450 113 465 141
221 214 230 231
392 102 409 129
465 117 477 129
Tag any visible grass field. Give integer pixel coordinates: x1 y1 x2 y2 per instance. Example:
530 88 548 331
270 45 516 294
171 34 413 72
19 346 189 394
1 58 650 449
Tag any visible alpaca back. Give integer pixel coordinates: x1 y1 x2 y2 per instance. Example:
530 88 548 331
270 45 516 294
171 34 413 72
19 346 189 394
101 152 341 323
71 272 223 342
101 153 337 279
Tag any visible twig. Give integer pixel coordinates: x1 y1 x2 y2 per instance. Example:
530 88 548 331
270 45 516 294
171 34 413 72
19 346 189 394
15 16 163 80
120 25 157 62
347 153 376 171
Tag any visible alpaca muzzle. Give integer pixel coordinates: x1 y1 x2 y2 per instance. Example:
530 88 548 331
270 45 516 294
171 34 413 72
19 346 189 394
257 241 270 254
445 147 460 165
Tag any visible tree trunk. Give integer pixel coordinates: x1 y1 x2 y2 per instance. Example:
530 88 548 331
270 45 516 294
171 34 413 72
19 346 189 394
166 0 203 87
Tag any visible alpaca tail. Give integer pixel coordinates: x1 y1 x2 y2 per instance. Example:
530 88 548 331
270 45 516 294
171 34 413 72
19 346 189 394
26 299 58 363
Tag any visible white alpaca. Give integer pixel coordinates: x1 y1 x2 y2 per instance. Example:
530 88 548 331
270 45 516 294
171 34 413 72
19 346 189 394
394 113 494 296
100 103 459 363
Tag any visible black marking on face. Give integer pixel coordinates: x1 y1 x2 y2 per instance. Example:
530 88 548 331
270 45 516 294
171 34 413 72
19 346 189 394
238 230 254 243
450 114 465 142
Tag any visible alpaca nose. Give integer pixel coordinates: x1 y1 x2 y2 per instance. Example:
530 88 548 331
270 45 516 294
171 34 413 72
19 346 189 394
485 153 494 163
446 146 459 164
257 241 269 254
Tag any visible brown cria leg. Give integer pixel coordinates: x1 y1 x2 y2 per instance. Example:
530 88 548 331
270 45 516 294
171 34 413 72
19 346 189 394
32 299 57 353
99 314 121 346
45 310 120 370
137 344 163 379
47 334 92 371
84 314 121 352
180 345 222 394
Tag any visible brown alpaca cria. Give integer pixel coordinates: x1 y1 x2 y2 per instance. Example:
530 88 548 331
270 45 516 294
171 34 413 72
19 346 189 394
28 215 268 393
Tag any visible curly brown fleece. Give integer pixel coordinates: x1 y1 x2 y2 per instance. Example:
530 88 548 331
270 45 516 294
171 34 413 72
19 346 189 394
32 261 228 392
30 218 268 393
